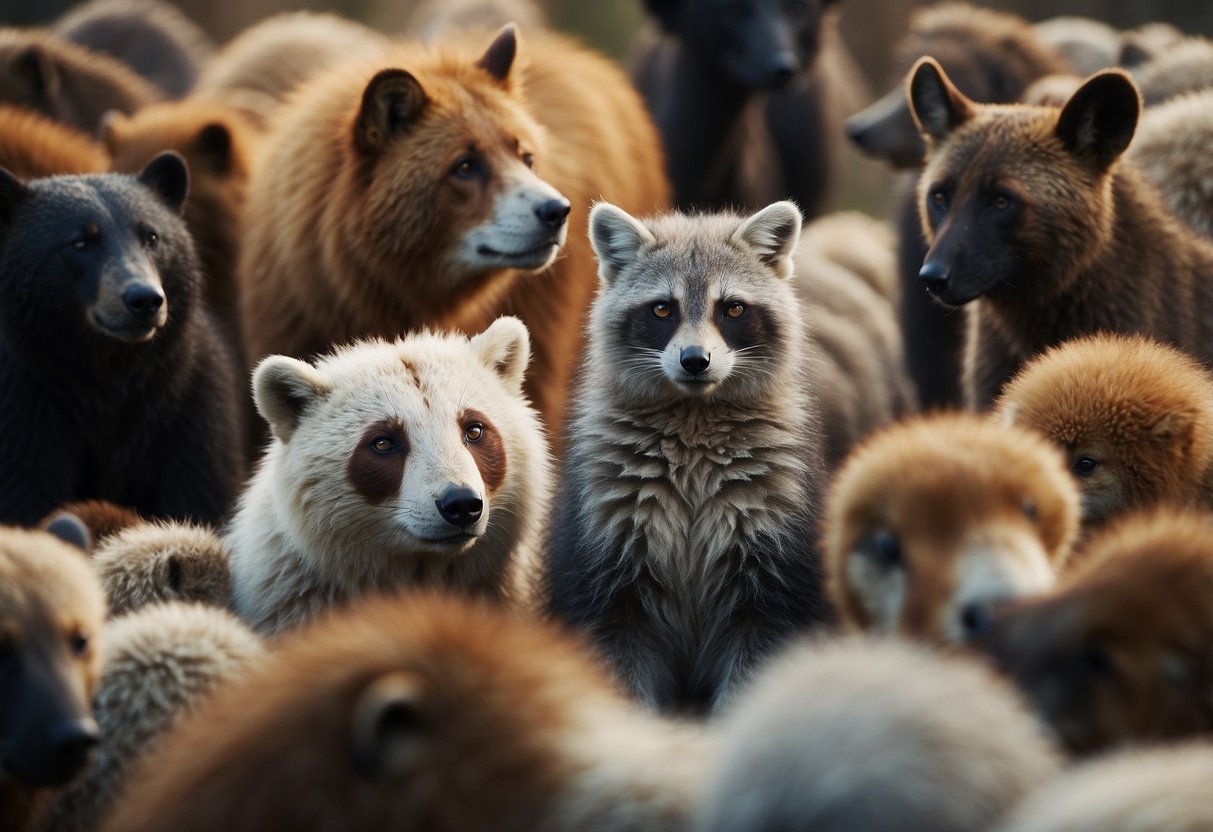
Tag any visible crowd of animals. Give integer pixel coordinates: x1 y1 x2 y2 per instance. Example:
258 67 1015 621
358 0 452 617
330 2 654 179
5 0 1213 828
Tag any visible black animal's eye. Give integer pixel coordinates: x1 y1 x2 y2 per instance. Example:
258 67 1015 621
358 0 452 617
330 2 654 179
724 302 745 319
70 224 100 252
451 156 483 179
930 188 948 209
464 423 484 443
69 630 89 658
1079 645 1114 676
1073 457 1099 477
521 152 535 169
991 194 1012 210
71 239 88 252
143 229 159 248
652 302 672 319
371 436 396 454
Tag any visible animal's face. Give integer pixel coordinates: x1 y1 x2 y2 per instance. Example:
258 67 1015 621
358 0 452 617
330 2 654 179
352 27 569 287
0 527 104 787
908 59 1139 307
587 201 802 405
0 152 192 345
254 318 532 563
646 0 838 89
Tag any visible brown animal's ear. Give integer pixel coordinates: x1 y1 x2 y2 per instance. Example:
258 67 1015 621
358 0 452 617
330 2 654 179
253 355 331 443
12 43 58 100
477 24 519 85
0 166 30 241
194 122 233 174
351 671 426 779
356 69 428 156
138 151 190 215
907 57 974 143
1055 71 1139 170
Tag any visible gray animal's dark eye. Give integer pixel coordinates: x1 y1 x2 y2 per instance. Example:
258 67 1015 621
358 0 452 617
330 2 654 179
143 229 159 249
724 303 745 319
652 302 672 319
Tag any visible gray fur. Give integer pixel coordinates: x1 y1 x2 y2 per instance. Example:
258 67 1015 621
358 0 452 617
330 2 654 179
544 202 833 715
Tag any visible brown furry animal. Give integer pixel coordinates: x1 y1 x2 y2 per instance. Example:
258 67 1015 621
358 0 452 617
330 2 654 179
1130 89 1213 240
238 25 668 435
39 500 142 545
42 602 262 832
980 507 1213 754
0 29 158 134
909 60 1213 408
0 522 105 832
100 592 710 832
91 522 231 617
0 105 107 178
995 334 1213 534
825 413 1080 644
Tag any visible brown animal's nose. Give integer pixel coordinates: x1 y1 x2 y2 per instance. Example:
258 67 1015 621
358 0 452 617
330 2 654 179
919 262 951 294
535 198 571 229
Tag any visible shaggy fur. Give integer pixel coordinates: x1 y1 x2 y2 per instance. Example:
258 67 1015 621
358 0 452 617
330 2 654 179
1134 37 1213 106
39 500 142 544
237 25 668 436
401 0 548 40
91 522 231 617
696 636 1060 832
1032 15 1119 77
0 28 158 134
99 592 711 832
0 106 107 179
51 0 215 99
995 334 1213 534
229 318 550 635
42 602 262 832
995 743 1213 832
0 524 105 832
1131 89 1213 240
980 508 1213 754
545 202 832 715
825 413 1080 644
909 60 1213 408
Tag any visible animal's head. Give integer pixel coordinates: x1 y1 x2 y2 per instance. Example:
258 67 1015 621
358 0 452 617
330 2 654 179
978 509 1213 754
587 200 803 405
644 0 840 90
0 519 105 787
253 317 543 564
346 25 569 288
907 58 1140 306
0 151 194 347
996 335 1213 531
824 414 1079 644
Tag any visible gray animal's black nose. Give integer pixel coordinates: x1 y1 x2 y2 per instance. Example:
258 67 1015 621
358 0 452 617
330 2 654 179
534 198 571 229
436 486 483 528
919 262 951 294
122 283 165 319
680 346 710 375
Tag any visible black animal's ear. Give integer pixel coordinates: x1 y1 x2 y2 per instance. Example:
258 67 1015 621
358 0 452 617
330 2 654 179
44 513 92 554
138 151 190 215
0 167 30 240
194 122 233 174
907 57 974 143
356 69 428 156
351 672 427 779
253 355 332 443
1055 70 1140 171
642 0 683 33
477 24 518 85
12 43 58 100
588 201 656 286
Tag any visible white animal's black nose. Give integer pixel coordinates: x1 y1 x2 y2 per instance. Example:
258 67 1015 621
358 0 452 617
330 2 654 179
436 486 483 528
123 283 165 319
680 346 710 375
534 198 571 228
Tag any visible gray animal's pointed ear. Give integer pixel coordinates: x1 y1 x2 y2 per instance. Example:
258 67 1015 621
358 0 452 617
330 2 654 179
0 166 30 242
1055 70 1139 171
356 69 428 156
589 202 655 285
253 355 331 443
138 151 190 215
907 57 975 143
733 201 802 280
351 672 427 779
472 316 531 395
477 24 519 85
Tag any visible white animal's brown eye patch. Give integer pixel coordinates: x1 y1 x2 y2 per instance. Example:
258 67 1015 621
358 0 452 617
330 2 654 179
348 421 408 505
462 409 505 493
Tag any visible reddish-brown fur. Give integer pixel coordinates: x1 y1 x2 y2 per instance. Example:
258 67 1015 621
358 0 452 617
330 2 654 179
237 28 669 437
981 508 1213 755
100 592 705 832
39 499 143 545
0 105 108 178
996 334 1213 535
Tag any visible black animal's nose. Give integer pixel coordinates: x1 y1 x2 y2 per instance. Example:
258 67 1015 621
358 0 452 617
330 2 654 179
960 602 994 640
680 346 710 375
919 262 951 294
534 198 571 229
436 486 483 528
45 718 98 783
767 51 800 87
122 284 165 318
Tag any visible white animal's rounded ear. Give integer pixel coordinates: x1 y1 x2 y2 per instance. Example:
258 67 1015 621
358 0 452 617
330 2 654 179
733 201 802 280
472 316 531 395
253 355 331 444
351 671 426 779
589 201 655 285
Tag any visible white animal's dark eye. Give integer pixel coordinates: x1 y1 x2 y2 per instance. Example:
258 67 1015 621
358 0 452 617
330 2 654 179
652 302 671 319
464 423 484 443
69 629 89 658
725 303 745 319
1073 457 1099 477
371 437 395 454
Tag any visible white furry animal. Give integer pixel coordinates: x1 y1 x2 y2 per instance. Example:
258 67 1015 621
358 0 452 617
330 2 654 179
228 317 550 634
1131 89 1213 240
544 201 833 715
91 521 231 617
40 602 262 832
696 636 1061 832
995 743 1213 832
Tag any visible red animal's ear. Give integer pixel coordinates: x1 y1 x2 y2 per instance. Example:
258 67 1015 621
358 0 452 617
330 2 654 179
477 24 519 85
907 57 974 143
355 69 428 156
1055 70 1140 170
